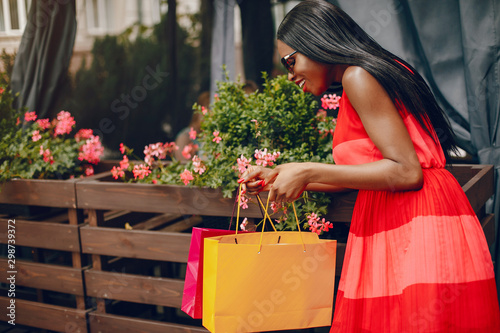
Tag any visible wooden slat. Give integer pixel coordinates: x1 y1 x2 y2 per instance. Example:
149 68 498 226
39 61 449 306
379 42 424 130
0 179 76 208
91 211 158 229
88 312 208 333
445 164 474 187
0 259 84 296
160 215 203 232
68 208 87 310
481 214 496 248
460 165 494 215
0 296 88 332
76 180 265 217
85 269 184 308
133 213 184 230
0 219 80 252
80 226 191 262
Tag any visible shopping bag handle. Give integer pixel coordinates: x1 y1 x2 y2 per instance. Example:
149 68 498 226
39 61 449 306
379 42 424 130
235 182 276 234
236 183 306 252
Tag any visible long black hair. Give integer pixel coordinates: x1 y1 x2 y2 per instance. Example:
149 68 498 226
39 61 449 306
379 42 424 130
277 0 458 160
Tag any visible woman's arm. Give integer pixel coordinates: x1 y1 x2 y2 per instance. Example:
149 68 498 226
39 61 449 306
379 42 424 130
305 183 350 192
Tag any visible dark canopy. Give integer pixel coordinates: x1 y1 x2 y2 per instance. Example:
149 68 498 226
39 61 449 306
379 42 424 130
11 0 77 119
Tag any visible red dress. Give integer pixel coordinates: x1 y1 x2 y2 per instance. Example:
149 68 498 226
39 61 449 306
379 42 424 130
330 92 500 332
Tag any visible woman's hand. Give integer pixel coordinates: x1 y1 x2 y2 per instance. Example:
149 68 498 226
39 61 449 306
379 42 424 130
264 163 309 203
240 163 310 204
239 166 273 195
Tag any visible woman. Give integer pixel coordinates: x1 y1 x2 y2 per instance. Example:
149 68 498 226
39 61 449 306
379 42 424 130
240 0 500 331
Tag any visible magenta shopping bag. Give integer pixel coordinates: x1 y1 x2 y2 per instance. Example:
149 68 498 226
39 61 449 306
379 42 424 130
182 227 239 318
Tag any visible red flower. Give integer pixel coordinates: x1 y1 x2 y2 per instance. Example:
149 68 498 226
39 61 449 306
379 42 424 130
75 129 93 142
54 111 75 136
24 111 37 122
78 135 104 165
180 169 194 185
132 164 151 180
36 118 51 130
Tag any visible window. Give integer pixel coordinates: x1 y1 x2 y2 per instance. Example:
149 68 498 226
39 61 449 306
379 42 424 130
86 0 109 34
0 0 30 35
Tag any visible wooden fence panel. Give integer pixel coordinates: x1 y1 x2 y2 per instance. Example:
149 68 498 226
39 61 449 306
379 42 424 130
80 226 191 262
88 312 208 333
85 269 184 308
0 296 88 332
0 259 84 296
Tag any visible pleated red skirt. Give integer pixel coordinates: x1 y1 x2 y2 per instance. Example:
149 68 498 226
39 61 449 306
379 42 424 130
331 168 500 332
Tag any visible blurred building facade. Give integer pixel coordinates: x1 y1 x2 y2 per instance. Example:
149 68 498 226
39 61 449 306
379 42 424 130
0 0 204 72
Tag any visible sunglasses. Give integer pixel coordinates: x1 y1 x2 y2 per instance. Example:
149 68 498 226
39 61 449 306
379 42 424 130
281 50 297 74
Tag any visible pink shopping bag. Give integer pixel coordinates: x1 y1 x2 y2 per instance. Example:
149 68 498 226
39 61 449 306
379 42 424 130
182 227 240 318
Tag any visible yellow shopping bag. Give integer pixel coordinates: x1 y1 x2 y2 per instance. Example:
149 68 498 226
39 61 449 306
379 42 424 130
202 192 337 332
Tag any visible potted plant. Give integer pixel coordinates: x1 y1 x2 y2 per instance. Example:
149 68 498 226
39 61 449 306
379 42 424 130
103 74 340 234
0 86 104 209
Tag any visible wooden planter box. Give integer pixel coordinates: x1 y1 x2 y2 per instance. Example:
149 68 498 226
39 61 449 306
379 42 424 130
76 163 495 221
0 171 109 332
0 209 89 332
0 178 77 208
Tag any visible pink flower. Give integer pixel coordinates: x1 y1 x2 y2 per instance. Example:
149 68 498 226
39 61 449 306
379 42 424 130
84 165 95 176
307 212 320 225
75 129 93 142
31 130 41 142
182 143 198 160
119 143 126 154
119 155 129 169
271 201 282 214
239 194 249 210
164 142 179 153
78 135 104 164
322 219 333 232
111 166 125 179
180 169 194 185
132 164 151 180
39 146 54 164
201 106 208 115
307 212 332 235
240 217 248 231
189 127 197 140
24 111 37 122
54 111 75 136
144 142 165 163
321 94 341 110
214 93 219 101
192 155 206 175
236 154 252 174
144 142 176 165
212 130 222 143
254 148 280 167
36 118 50 130
316 109 327 121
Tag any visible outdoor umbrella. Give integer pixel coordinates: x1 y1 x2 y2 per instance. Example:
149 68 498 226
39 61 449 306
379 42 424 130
11 0 77 119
